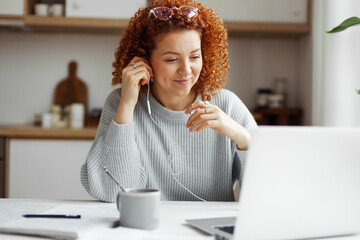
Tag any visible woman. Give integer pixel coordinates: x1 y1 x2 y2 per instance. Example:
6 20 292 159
81 0 257 202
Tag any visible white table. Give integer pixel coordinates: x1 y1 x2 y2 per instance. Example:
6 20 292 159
2 199 359 240
0 199 239 240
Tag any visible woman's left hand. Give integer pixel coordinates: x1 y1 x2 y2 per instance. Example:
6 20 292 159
185 101 251 150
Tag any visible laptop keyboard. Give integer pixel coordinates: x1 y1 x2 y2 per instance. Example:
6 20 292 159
215 225 235 234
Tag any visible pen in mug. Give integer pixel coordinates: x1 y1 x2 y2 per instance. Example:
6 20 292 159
23 214 81 219
103 167 126 192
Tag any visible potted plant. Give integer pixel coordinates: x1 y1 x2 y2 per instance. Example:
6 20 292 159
327 16 360 95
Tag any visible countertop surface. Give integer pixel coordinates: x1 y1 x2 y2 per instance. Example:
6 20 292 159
0 126 97 140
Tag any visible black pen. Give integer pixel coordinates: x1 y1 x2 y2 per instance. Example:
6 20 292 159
23 214 81 219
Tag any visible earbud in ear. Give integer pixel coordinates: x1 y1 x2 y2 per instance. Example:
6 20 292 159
150 77 154 84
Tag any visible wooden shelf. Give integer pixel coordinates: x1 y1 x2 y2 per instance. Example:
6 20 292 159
23 15 128 33
21 15 310 37
0 14 23 19
0 126 96 140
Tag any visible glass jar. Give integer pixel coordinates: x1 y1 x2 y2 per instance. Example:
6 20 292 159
256 88 272 108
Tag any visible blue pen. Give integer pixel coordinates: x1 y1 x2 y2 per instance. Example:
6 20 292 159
23 214 81 219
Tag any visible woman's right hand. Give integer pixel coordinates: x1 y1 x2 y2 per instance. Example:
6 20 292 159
120 57 154 108
115 57 154 124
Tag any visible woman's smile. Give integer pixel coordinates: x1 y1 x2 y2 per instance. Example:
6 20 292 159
174 79 191 85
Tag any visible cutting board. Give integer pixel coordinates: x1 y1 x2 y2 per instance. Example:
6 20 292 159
53 61 88 117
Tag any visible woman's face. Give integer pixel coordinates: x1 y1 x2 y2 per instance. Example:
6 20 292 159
150 30 203 100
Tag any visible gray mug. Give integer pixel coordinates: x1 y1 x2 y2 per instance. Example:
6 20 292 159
116 188 160 230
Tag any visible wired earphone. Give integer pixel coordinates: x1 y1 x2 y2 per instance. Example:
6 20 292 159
146 78 207 202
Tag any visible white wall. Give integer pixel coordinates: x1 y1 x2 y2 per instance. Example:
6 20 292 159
0 31 116 125
227 38 299 110
0 31 310 125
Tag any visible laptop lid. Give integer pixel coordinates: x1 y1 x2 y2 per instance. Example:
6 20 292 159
234 127 360 240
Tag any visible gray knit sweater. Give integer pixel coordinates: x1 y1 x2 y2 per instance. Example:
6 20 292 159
81 88 257 202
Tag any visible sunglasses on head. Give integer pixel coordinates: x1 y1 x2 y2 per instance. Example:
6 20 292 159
149 6 198 21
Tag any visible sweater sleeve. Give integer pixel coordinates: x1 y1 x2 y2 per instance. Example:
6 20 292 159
226 91 258 184
80 89 146 202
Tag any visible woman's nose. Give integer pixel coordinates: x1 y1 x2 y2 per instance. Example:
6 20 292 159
178 60 192 75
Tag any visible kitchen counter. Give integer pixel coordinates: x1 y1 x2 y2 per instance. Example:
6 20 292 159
0 126 96 140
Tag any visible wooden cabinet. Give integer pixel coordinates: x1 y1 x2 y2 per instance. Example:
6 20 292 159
199 0 311 37
199 0 308 23
66 0 147 19
0 137 6 198
253 107 303 125
0 0 311 37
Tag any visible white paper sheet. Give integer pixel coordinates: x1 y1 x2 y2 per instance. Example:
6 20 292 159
0 202 58 224
0 201 118 239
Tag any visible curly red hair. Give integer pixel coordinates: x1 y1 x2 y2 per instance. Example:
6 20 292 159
112 0 229 101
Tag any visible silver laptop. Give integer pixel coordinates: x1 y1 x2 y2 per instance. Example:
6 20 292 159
186 127 360 240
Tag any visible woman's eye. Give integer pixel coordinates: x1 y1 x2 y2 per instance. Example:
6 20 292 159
166 58 177 62
191 55 201 60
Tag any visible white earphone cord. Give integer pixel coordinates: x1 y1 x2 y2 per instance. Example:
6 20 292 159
146 82 207 202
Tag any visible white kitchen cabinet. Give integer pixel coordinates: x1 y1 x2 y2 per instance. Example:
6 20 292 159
15 0 310 36
9 139 94 200
198 0 308 23
66 0 147 19
0 0 24 16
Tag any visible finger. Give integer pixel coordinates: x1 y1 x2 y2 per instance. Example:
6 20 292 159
189 121 200 132
125 66 151 85
184 101 202 114
186 107 213 128
134 66 151 85
131 62 154 80
129 57 154 77
128 71 148 87
194 119 218 132
131 56 152 67
185 100 209 114
186 108 204 128
189 113 215 132
196 112 216 126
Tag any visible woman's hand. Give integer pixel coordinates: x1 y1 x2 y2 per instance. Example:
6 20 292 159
120 57 153 108
115 57 153 124
185 101 251 150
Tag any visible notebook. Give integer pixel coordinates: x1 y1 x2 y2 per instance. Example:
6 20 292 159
186 127 360 240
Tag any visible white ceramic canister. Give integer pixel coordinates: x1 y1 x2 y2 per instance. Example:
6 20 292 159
41 113 53 128
34 3 49 16
70 103 85 129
